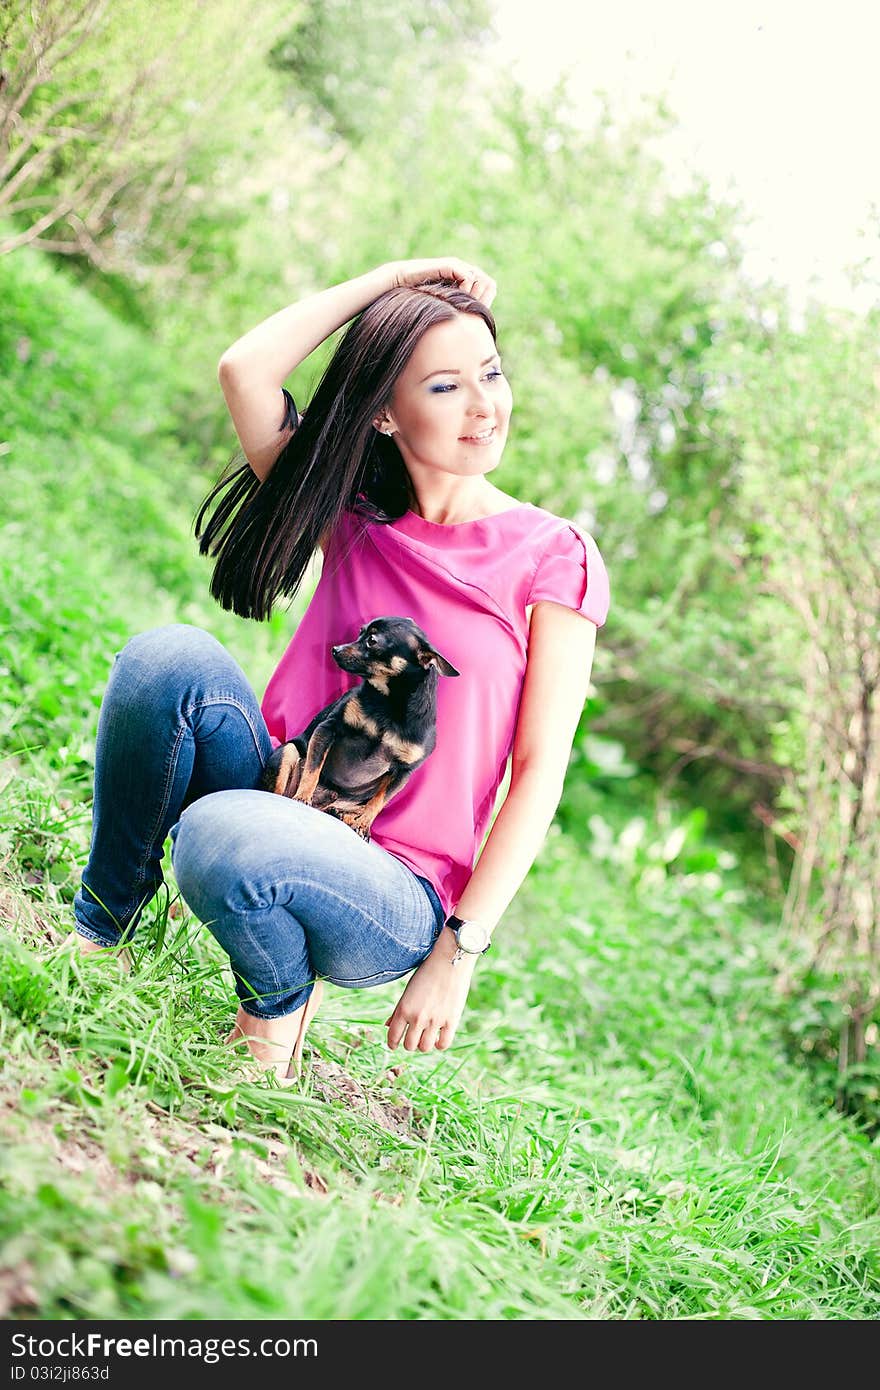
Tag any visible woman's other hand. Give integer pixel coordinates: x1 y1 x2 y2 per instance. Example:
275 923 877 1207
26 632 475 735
385 928 476 1052
384 257 497 307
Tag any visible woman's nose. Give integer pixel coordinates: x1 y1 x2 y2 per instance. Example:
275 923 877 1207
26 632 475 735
466 387 493 415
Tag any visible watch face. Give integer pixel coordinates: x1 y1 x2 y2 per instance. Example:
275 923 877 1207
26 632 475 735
458 921 489 953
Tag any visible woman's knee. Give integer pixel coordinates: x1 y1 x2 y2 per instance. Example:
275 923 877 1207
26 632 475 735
170 789 373 929
116 624 225 677
170 789 282 919
106 624 241 715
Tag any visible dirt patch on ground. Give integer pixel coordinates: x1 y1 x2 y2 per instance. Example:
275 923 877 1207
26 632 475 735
309 1057 421 1139
0 1086 123 1192
0 873 59 948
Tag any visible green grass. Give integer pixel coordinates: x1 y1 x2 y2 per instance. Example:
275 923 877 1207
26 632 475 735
1 249 878 1320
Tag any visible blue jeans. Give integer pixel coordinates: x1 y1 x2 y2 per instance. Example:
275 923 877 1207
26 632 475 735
73 625 446 1019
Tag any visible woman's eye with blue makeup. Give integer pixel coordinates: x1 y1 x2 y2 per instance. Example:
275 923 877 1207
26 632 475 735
430 369 505 394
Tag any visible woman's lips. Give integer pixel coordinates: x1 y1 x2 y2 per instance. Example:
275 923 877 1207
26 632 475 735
459 427 496 445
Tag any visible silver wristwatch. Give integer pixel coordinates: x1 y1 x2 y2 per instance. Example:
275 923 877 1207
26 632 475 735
446 914 492 966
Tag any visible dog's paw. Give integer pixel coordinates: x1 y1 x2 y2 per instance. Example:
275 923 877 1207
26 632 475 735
262 741 303 798
342 817 371 842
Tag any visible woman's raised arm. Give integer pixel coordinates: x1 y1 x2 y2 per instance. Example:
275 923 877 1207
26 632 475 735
217 264 396 478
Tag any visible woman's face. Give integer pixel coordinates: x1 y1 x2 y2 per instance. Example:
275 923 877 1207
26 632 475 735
378 313 513 482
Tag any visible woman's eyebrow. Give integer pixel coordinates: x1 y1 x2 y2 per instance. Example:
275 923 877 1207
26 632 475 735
419 353 500 382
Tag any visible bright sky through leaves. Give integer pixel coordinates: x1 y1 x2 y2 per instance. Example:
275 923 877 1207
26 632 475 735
488 0 880 316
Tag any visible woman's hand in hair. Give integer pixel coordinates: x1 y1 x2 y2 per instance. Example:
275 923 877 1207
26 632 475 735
384 257 496 307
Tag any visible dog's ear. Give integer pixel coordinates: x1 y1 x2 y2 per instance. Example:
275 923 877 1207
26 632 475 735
418 646 460 677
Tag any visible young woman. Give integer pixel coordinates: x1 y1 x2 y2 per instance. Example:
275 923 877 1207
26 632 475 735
68 256 610 1082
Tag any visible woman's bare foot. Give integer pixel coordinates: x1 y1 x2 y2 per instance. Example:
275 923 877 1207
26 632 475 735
225 979 324 1085
61 930 133 973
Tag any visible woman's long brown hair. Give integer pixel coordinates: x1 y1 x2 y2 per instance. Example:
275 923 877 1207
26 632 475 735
194 280 498 620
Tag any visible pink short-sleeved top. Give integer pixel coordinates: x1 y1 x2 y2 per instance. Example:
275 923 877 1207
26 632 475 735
260 501 610 919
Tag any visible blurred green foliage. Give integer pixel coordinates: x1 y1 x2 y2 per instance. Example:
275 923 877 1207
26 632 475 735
268 0 493 144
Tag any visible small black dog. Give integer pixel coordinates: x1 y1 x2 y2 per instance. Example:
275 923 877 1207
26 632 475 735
260 616 459 840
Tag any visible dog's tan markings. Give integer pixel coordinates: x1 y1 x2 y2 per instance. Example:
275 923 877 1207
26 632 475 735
274 742 302 797
296 735 333 803
367 674 390 696
297 756 327 802
382 730 424 765
388 654 408 674
342 772 394 837
343 698 380 739
343 697 365 727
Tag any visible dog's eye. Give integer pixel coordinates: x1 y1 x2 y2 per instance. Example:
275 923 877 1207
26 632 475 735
365 633 376 647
